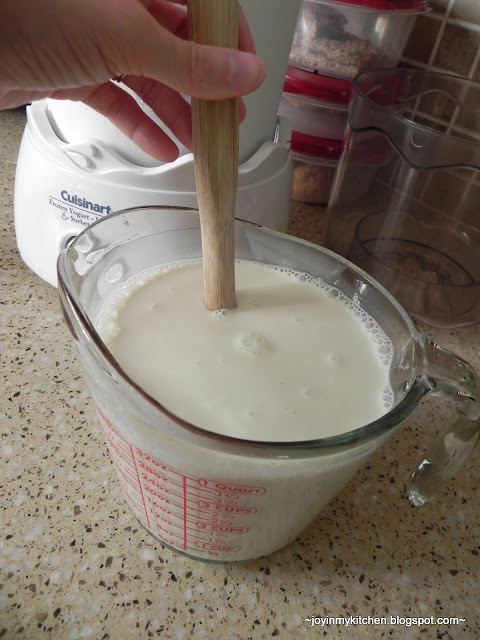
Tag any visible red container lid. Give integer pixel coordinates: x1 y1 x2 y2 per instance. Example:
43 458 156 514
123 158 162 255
290 131 345 159
284 65 352 105
291 130 394 166
319 0 429 10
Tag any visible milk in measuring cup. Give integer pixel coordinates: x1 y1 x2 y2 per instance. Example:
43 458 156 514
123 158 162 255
98 260 393 440
95 259 394 560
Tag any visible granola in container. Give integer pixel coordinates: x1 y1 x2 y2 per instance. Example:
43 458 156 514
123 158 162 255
289 0 429 80
290 132 344 204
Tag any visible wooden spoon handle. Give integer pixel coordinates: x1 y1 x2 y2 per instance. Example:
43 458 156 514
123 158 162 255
188 0 238 311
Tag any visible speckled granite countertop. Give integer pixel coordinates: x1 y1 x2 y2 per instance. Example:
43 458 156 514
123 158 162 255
1 107 479 640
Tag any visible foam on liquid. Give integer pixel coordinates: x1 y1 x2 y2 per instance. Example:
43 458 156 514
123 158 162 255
96 259 394 441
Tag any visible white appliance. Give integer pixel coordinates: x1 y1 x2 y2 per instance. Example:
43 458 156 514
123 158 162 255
14 1 301 287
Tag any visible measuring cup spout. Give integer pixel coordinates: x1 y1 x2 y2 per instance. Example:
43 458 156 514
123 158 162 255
408 340 480 506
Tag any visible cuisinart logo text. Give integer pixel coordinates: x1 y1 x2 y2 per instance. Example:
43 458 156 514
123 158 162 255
60 190 112 214
49 190 113 227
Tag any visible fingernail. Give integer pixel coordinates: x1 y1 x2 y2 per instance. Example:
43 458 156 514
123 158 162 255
228 52 265 94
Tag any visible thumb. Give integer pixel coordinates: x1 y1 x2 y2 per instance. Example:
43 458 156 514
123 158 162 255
139 29 265 100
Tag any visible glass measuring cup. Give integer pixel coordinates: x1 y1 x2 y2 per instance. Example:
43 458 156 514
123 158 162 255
57 206 480 562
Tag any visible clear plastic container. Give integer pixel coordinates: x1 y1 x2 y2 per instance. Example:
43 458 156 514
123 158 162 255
279 66 349 141
289 0 429 80
290 132 343 203
326 68 480 328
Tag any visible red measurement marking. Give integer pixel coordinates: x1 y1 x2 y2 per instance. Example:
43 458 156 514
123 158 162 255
156 526 185 544
196 501 257 515
195 523 249 534
130 443 150 530
94 403 151 529
94 404 264 557
194 541 241 552
198 479 265 494
150 503 210 527
217 504 257 514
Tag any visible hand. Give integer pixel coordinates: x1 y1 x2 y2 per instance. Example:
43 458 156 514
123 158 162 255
0 0 265 161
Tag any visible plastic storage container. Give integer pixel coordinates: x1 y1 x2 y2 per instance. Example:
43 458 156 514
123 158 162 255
279 65 350 140
289 0 429 80
326 68 480 328
291 132 343 203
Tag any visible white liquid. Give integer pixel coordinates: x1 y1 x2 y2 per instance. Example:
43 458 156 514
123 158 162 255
97 259 393 442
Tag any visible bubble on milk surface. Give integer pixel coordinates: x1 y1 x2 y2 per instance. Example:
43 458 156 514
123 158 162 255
326 352 343 368
383 387 394 408
213 308 231 319
258 262 394 377
234 332 272 356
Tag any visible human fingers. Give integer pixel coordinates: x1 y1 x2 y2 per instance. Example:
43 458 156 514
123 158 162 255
137 36 264 100
82 81 181 162
1 79 185 162
132 3 264 99
123 76 193 152
0 76 187 161
0 74 247 163
123 75 247 155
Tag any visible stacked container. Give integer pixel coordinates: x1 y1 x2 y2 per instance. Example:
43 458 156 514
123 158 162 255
279 65 349 203
283 0 429 204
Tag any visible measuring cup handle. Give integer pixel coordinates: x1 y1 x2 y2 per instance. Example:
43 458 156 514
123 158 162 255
409 340 480 506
